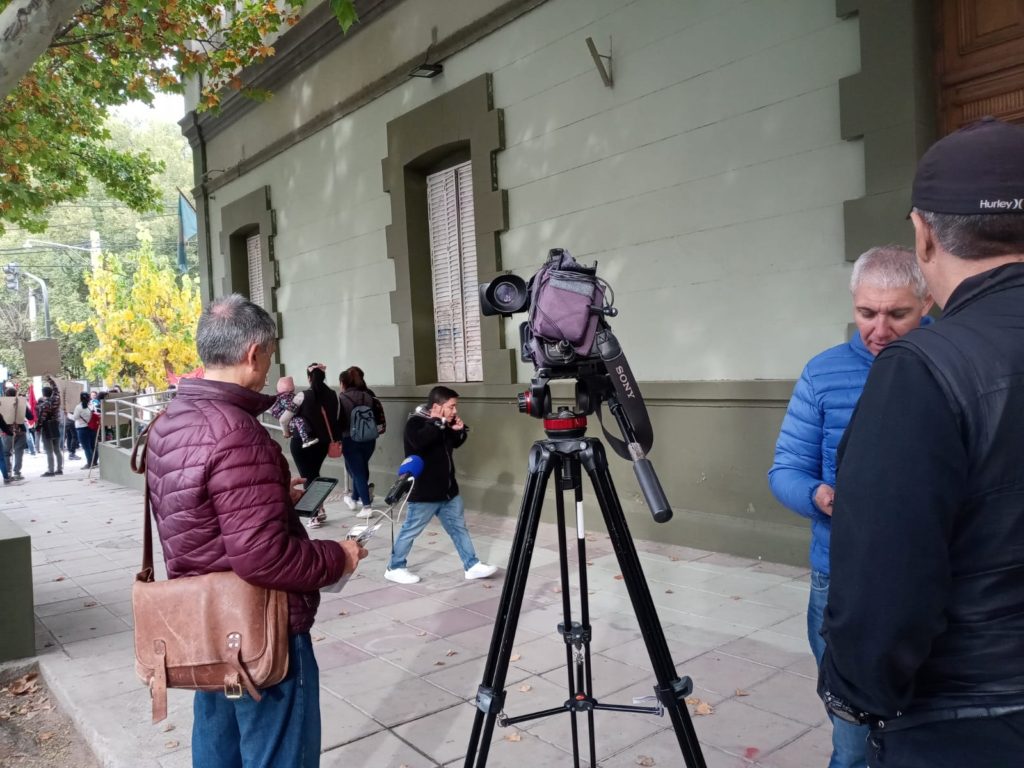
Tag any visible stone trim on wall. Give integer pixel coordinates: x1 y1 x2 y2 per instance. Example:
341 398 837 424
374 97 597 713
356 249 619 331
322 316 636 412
836 0 936 261
381 73 516 386
217 186 284 380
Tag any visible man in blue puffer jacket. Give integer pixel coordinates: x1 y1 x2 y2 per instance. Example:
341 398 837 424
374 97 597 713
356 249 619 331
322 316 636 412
769 245 932 768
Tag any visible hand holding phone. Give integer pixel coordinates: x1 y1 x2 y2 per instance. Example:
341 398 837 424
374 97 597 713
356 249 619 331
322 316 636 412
321 538 368 593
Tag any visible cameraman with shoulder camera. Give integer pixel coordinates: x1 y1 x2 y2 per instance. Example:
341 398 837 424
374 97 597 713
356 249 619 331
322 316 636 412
384 386 498 585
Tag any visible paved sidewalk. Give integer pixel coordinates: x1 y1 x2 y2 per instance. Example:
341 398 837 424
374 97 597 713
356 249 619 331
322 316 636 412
2 449 830 767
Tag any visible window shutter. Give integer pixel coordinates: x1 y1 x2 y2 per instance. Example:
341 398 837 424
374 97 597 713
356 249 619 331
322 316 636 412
426 161 483 383
246 234 265 308
456 164 483 382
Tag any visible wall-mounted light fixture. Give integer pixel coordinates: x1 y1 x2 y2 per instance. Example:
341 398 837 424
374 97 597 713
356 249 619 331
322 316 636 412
410 62 444 79
586 36 613 88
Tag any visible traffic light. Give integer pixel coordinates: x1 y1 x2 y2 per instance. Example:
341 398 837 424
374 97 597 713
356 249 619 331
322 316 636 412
3 263 18 291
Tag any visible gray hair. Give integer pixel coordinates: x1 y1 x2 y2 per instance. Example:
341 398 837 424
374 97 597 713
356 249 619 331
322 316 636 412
914 208 1024 260
850 245 928 299
196 294 277 367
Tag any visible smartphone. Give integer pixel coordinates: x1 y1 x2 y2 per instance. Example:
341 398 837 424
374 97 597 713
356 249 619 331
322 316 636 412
293 477 338 517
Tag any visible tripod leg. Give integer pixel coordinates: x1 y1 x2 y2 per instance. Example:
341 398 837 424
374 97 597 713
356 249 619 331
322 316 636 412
553 459 582 767
464 442 557 768
580 439 708 768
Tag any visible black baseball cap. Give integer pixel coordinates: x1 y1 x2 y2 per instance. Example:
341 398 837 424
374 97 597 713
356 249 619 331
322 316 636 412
912 116 1024 215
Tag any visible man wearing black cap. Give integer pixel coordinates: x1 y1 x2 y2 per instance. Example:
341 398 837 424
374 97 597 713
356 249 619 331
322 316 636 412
818 116 1024 767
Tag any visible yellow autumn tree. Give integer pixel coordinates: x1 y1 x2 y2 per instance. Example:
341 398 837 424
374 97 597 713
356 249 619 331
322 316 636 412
62 231 201 389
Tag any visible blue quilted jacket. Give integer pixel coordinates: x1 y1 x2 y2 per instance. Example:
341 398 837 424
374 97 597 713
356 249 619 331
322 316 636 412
768 319 932 574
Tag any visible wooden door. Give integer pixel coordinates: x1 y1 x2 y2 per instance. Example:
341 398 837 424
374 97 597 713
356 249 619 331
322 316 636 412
936 0 1024 134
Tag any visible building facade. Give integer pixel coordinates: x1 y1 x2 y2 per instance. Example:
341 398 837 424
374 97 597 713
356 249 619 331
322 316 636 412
181 0 1024 564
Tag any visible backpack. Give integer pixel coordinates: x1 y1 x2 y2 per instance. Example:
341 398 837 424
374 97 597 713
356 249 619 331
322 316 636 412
370 396 386 435
342 393 378 443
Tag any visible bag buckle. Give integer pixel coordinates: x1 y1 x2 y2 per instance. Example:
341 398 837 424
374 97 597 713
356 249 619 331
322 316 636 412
224 680 243 700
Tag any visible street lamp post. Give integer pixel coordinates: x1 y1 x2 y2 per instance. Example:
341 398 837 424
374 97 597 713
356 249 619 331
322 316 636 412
20 230 103 339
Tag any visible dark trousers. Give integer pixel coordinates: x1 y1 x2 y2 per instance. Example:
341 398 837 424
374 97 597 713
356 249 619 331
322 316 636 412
869 711 1024 767
289 435 329 487
341 437 375 505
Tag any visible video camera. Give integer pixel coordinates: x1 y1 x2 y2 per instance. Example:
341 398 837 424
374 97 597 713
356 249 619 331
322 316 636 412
479 248 655 469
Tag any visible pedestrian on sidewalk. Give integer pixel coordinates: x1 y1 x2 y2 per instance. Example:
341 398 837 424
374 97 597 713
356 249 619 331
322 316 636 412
337 367 377 519
384 386 497 585
72 392 97 468
0 412 13 484
769 246 933 768
145 293 367 767
291 363 340 529
820 117 1024 768
1 386 31 480
36 375 63 477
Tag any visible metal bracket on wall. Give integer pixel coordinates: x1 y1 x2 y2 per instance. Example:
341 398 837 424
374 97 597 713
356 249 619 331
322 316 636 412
586 36 613 88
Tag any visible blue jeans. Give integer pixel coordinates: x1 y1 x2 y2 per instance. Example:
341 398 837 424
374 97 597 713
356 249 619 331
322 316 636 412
0 440 8 479
341 437 375 504
77 427 97 467
191 633 320 768
809 570 868 768
387 495 480 571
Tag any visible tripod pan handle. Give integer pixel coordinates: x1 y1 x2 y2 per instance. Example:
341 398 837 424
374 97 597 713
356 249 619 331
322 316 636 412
634 458 672 523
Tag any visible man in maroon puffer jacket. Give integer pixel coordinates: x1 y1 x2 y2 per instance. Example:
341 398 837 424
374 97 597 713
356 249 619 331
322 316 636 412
146 294 366 767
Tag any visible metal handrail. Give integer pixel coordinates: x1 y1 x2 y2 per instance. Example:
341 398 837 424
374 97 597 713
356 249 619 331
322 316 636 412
97 388 283 453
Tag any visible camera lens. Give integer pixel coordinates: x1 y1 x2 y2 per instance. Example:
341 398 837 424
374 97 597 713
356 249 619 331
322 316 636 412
494 283 517 305
480 274 529 316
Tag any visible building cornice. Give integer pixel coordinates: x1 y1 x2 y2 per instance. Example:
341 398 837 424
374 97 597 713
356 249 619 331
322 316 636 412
182 0 549 195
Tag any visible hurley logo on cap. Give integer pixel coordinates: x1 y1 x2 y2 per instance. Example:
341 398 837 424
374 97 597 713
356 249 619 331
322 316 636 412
979 199 1024 211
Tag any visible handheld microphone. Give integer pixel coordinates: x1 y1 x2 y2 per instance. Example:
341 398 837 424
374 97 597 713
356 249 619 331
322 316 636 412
384 455 424 505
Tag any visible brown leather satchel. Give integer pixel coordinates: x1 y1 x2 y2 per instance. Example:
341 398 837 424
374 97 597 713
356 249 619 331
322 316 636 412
130 415 290 723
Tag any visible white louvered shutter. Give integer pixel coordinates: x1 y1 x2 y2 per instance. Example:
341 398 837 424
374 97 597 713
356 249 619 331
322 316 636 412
426 161 483 382
246 234 265 308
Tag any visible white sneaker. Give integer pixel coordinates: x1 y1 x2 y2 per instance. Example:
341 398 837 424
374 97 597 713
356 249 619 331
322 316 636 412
465 562 498 580
342 494 358 511
355 505 372 519
384 568 421 585
307 515 322 529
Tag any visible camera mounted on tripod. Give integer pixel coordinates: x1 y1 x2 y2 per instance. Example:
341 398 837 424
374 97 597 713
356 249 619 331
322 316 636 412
480 248 667 523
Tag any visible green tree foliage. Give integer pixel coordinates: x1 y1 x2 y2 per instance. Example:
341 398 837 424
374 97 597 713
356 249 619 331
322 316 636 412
0 0 357 234
61 230 202 390
0 115 195 381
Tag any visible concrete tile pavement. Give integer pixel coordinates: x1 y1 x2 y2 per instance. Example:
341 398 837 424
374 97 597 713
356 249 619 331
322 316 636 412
0 449 830 767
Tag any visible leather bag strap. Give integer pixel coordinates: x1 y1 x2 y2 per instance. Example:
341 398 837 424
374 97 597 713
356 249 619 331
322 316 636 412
320 406 336 442
131 414 164 577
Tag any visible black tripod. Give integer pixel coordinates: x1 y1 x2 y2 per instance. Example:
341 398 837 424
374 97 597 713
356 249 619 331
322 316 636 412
463 409 706 767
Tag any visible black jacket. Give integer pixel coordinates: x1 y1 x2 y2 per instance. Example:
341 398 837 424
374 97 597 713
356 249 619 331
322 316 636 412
822 262 1024 723
403 407 467 503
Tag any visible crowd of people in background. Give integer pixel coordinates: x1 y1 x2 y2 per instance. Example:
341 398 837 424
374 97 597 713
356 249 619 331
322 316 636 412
0 379 107 483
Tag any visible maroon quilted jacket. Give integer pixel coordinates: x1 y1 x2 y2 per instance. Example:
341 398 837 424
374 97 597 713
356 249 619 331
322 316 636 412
145 378 346 634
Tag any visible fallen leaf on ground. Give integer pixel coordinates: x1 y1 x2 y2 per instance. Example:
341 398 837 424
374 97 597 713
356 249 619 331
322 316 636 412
684 698 714 716
481 583 493 589
38 731 53 742
636 756 655 766
665 589 674 594
445 649 458 657
426 531 438 536
504 732 522 742
518 684 532 692
165 740 180 749
337 610 348 616
551 586 561 593
434 661 445 666
669 556 681 562
53 576 65 582
614 574 624 581
735 689 750 697
8 674 39 696
510 653 521 661
416 631 427 637
83 601 97 608
730 595 742 601
162 723 176 732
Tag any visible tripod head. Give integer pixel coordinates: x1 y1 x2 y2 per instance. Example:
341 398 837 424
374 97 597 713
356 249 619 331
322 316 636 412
514 361 673 524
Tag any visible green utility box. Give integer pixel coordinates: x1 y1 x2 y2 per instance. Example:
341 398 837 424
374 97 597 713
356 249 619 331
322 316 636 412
0 514 34 662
